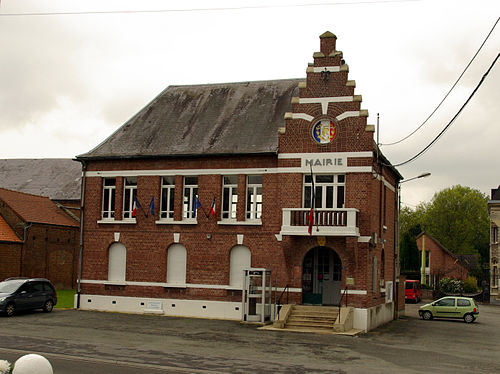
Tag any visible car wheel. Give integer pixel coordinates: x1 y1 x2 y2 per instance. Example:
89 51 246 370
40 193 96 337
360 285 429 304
464 313 475 323
43 300 54 313
5 303 16 317
422 311 433 320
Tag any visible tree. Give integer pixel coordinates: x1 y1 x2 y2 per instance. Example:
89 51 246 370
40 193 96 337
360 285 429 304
399 185 490 274
422 185 489 262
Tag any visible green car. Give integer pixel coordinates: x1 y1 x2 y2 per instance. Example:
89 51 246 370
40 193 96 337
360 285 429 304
419 296 479 323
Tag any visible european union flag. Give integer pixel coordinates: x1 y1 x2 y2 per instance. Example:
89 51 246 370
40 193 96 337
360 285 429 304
193 195 202 218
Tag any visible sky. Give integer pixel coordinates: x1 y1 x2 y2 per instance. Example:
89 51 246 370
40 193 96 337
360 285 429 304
0 0 499 208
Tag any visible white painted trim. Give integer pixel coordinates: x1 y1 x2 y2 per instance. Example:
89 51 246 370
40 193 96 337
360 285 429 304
336 111 361 121
86 166 373 178
155 219 198 225
346 289 367 295
279 151 372 159
312 66 340 73
97 218 136 224
217 220 262 226
373 173 396 192
298 97 355 115
81 279 302 293
291 113 314 122
358 236 371 243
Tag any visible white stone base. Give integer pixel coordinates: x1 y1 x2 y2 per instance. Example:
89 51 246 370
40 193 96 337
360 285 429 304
75 294 242 320
353 302 394 332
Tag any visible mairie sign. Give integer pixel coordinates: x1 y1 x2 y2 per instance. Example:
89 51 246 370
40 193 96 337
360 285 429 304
302 156 346 171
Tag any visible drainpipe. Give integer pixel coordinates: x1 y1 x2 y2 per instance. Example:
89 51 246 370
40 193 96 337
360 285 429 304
20 223 33 276
76 161 87 309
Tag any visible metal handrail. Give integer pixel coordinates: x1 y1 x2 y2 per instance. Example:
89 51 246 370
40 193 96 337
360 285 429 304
338 286 348 316
276 284 289 320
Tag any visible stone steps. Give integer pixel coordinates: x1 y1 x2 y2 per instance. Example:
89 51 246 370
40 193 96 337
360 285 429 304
284 305 339 332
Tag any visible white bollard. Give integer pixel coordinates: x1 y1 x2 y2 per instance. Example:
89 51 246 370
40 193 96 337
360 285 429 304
12 354 53 374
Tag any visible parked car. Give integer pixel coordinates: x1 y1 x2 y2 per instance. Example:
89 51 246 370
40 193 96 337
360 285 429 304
0 278 57 317
405 280 422 303
419 296 479 323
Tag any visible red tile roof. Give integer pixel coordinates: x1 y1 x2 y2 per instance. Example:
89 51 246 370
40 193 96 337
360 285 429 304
0 215 22 243
0 188 78 227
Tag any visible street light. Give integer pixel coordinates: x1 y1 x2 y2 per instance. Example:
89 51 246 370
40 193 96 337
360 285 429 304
394 172 431 319
400 172 431 184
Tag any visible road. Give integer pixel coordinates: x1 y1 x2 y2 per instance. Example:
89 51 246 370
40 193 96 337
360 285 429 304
1 302 499 373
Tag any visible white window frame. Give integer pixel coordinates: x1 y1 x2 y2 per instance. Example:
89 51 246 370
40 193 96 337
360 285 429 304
102 178 116 219
183 176 198 220
122 177 137 219
303 174 345 209
222 176 238 220
246 175 262 220
160 176 175 220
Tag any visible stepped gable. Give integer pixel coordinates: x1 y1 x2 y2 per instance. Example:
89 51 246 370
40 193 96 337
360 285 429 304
0 188 79 227
279 31 373 155
77 79 301 160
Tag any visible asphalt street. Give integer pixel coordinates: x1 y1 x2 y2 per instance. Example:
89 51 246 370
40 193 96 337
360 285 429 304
1 302 499 373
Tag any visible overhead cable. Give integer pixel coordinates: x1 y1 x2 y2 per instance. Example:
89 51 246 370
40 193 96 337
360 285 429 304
0 0 420 17
391 52 500 167
380 16 499 146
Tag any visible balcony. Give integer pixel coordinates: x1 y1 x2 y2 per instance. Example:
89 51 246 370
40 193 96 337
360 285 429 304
280 208 359 237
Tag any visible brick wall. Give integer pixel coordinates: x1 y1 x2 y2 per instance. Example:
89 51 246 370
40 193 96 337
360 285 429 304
80 32 400 312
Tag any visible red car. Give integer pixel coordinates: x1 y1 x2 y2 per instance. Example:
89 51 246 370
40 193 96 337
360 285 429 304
405 280 421 303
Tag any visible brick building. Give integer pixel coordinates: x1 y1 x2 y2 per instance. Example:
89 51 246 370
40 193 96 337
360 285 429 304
76 32 402 331
489 186 500 303
416 232 470 287
0 188 80 289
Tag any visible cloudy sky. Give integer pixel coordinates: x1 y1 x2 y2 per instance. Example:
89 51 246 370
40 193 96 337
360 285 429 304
1 0 499 207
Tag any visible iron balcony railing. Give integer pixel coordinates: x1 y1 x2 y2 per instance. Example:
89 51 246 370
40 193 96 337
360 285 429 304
280 208 359 236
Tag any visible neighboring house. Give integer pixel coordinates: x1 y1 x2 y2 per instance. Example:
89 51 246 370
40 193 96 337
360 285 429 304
0 158 82 217
0 188 80 289
416 232 470 287
75 32 402 332
489 186 500 303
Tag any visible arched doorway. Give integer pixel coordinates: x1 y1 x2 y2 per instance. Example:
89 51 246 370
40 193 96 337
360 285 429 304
302 247 342 305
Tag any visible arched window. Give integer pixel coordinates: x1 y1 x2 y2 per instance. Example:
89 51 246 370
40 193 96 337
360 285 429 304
229 245 251 288
167 244 187 284
108 243 126 282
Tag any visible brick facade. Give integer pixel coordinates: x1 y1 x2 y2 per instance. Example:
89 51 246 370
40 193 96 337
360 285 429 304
0 189 79 289
77 32 401 329
416 233 469 285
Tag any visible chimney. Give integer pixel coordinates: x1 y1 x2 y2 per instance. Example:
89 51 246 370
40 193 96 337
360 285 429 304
320 31 337 55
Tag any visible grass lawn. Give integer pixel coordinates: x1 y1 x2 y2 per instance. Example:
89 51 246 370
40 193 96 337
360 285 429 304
55 289 76 309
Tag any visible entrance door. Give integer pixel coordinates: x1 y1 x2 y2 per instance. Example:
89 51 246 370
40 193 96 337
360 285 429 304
302 247 341 305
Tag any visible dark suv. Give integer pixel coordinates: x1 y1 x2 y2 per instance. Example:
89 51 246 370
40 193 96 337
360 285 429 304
0 278 57 317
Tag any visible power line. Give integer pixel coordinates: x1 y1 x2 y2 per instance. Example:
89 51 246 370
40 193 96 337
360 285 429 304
391 52 500 168
0 0 420 17
380 16 499 146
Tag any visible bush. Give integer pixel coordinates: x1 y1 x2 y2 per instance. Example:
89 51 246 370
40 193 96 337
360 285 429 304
463 276 478 293
439 277 463 294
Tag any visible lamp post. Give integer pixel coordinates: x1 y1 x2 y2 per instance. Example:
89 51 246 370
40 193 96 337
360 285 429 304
395 172 431 318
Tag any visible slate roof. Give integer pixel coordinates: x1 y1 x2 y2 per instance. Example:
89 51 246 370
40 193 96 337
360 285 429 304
0 215 22 243
77 79 301 160
0 188 79 227
0 159 81 201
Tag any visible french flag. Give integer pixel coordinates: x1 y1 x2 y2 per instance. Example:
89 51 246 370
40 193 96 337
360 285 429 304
209 197 216 217
132 196 141 218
